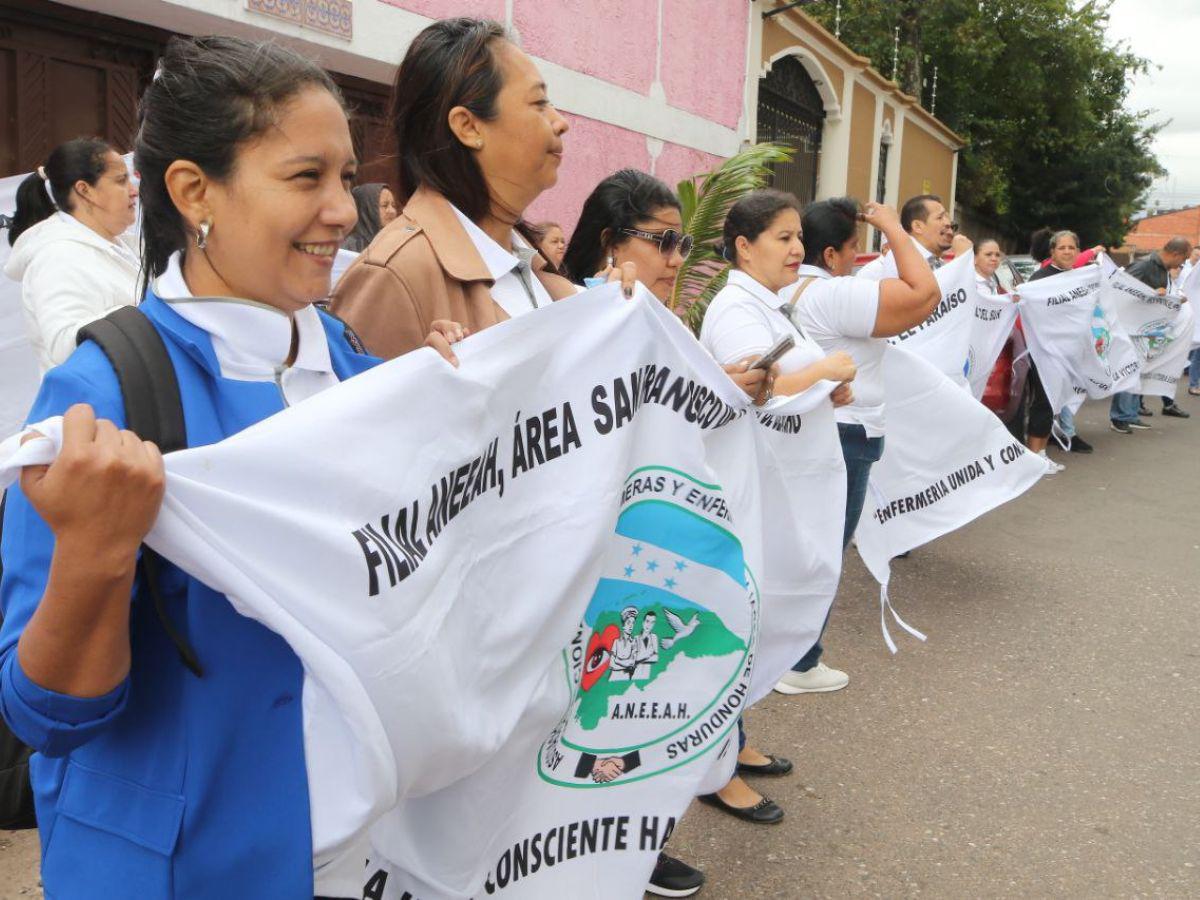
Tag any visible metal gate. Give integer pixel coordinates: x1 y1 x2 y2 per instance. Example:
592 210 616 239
756 56 825 206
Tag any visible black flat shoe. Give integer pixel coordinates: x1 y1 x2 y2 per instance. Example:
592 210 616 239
697 792 784 824
1162 404 1191 418
736 754 793 777
1138 405 1154 417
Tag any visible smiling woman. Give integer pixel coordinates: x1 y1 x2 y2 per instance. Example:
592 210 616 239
0 34 390 900
330 17 579 360
137 42 359 312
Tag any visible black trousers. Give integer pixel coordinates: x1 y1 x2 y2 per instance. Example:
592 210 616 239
1026 361 1054 439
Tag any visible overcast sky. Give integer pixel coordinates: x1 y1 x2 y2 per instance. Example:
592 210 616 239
1105 0 1199 211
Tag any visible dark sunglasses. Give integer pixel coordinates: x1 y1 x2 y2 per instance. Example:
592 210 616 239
621 228 694 260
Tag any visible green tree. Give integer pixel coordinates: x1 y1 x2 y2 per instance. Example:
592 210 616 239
806 0 1163 247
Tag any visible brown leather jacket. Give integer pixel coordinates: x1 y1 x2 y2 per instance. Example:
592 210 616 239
329 186 576 360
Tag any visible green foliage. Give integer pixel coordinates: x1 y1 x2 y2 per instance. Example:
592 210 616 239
673 142 793 332
806 0 1164 247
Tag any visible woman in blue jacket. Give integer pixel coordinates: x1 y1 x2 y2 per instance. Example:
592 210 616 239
0 35 457 899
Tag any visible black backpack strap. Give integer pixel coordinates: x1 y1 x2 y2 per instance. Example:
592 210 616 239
76 307 202 676
76 306 187 454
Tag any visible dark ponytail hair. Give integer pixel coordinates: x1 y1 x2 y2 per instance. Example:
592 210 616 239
8 138 113 246
562 169 680 283
134 35 343 290
716 189 801 268
391 17 510 222
800 197 859 269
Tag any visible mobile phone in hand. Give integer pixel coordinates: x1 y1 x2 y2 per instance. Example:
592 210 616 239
750 334 794 371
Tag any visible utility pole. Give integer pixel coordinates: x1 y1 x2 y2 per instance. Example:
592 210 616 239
930 65 939 115
835 0 842 38
891 26 900 82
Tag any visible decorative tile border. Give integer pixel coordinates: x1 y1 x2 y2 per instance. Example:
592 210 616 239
246 0 303 25
304 0 353 39
246 0 352 40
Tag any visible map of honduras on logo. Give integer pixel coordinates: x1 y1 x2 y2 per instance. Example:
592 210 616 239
539 466 759 788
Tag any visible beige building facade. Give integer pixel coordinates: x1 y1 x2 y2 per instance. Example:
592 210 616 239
746 3 965 250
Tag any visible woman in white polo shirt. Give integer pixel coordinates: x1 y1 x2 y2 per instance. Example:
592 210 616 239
698 189 857 826
773 197 940 696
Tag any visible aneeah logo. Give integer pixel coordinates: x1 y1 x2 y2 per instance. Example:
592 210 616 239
538 466 759 789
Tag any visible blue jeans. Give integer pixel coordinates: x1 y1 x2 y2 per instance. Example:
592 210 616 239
793 423 885 672
1190 348 1200 390
1057 407 1076 439
1110 391 1140 423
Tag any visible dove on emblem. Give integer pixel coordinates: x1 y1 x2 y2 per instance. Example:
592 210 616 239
661 609 699 648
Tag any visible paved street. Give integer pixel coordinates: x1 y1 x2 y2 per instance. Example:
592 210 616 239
2 396 1198 899
666 395 1200 899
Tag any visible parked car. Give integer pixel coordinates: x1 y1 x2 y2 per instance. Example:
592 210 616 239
1006 254 1038 282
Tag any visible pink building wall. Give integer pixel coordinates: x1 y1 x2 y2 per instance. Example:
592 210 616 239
382 0 746 240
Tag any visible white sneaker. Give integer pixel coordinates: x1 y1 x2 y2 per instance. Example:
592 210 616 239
774 662 849 695
1037 449 1064 474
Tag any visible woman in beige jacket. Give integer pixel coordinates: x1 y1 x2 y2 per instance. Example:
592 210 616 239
330 18 576 359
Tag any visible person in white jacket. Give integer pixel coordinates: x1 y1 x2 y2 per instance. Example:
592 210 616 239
4 138 139 371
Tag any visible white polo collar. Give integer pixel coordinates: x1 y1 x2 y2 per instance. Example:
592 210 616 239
153 252 333 379
727 268 788 310
449 204 536 282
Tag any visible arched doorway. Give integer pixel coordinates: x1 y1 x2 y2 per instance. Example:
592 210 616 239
756 55 826 206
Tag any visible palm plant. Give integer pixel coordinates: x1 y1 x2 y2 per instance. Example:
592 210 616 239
672 142 794 332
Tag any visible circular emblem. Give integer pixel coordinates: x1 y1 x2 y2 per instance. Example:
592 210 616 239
1136 318 1173 361
538 466 758 789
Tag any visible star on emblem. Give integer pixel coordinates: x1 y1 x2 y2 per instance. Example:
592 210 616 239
646 560 660 572
631 544 643 556
664 577 677 589
674 560 688 572
624 565 635 577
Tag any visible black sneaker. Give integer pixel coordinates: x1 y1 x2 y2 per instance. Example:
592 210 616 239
1162 403 1191 419
1110 420 1132 434
1069 435 1094 453
1138 404 1154 417
647 853 705 897
1128 418 1151 430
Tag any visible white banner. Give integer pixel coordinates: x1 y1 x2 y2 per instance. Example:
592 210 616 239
887 253 977 385
966 292 1019 399
1 286 840 900
1103 268 1194 398
1015 266 1140 415
854 346 1048 650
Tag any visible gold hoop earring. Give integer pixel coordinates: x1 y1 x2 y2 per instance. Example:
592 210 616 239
196 219 211 250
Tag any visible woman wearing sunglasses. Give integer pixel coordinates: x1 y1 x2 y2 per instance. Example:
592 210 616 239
563 169 768 398
563 182 693 301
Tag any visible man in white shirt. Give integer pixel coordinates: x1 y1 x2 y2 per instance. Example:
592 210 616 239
858 194 967 281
